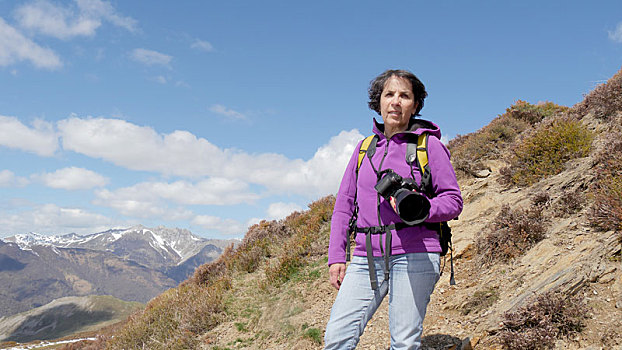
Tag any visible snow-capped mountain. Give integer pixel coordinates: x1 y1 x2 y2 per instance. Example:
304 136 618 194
0 226 236 318
3 225 227 266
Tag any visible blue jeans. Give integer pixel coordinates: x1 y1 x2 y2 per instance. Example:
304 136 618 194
324 253 440 350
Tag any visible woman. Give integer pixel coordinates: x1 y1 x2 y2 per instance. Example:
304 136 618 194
324 69 463 350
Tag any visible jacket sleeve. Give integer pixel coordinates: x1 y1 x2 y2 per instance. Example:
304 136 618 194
425 135 463 223
327 140 362 265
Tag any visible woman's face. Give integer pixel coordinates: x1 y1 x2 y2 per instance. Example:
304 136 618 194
380 76 418 133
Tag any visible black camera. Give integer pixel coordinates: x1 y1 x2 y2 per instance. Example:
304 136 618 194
374 169 430 225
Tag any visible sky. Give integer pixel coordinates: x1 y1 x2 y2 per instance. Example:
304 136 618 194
1 0 621 239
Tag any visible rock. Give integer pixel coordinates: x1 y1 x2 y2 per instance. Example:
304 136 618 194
460 337 474 350
474 169 492 178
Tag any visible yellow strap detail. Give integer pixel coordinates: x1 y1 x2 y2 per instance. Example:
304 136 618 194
357 135 375 170
416 134 429 176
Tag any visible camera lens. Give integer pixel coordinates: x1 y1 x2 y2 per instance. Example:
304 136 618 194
393 189 430 225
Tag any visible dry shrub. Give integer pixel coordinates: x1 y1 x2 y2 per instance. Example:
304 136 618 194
498 291 588 350
589 138 622 234
530 191 551 209
229 221 291 273
449 100 567 178
263 196 335 285
476 204 546 265
191 244 234 285
106 278 230 350
500 117 594 186
554 189 586 217
507 100 569 125
590 176 622 232
574 66 622 120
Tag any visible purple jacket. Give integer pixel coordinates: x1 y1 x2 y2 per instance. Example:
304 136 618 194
328 117 463 265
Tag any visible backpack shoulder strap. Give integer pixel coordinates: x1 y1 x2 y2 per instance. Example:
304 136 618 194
406 133 432 193
357 135 377 171
347 134 377 262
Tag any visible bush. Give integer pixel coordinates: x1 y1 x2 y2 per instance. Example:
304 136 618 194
589 138 622 234
574 67 622 120
554 189 586 217
448 100 567 178
228 221 291 273
507 100 569 125
476 204 547 265
106 278 230 349
263 196 335 286
498 291 588 350
530 191 551 209
500 117 594 186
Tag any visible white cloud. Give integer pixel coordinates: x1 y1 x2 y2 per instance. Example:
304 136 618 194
266 202 302 220
93 188 194 220
32 167 108 190
75 0 138 32
191 215 245 235
58 116 363 198
209 104 247 120
191 39 214 52
274 129 363 197
0 116 58 156
130 48 172 66
94 178 259 207
14 0 137 39
153 75 167 84
0 17 62 69
608 22 622 43
0 203 116 235
0 170 29 187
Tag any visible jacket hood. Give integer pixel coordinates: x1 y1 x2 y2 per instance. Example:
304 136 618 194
373 117 441 139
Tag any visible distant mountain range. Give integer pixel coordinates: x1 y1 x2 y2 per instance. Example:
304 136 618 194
0 225 237 318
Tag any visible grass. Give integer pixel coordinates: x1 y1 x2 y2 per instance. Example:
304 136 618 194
302 323 323 345
461 287 499 315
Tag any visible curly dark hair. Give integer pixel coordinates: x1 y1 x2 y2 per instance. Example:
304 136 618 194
368 69 427 116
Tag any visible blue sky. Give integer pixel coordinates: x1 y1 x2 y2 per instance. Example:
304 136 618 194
1 0 621 239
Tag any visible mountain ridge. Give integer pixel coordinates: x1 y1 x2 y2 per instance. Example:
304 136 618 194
0 225 235 319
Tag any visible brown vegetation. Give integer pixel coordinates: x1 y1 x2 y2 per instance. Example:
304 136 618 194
589 136 622 236
574 67 622 120
498 292 588 349
476 203 547 265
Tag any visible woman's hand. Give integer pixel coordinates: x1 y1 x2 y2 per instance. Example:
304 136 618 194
329 263 346 290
